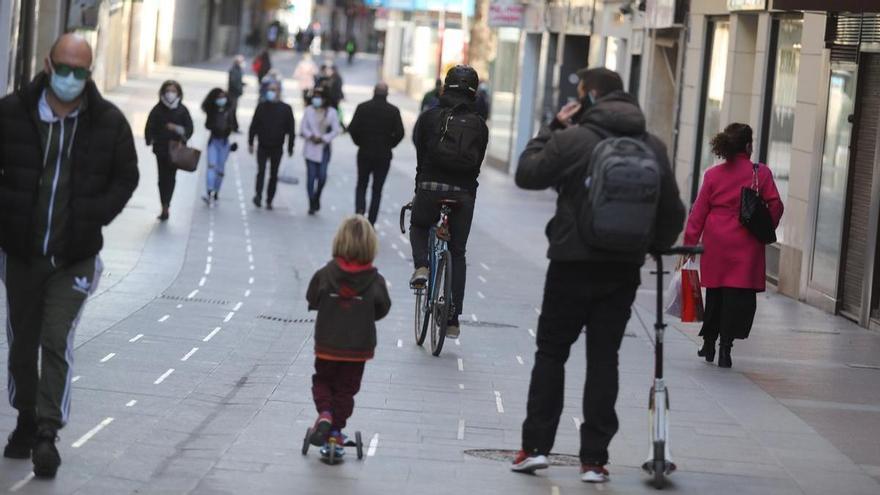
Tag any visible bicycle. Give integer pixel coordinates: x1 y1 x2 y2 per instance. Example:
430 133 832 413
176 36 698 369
400 200 456 356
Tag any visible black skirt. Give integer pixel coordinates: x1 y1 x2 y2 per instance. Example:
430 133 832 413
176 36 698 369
699 288 757 340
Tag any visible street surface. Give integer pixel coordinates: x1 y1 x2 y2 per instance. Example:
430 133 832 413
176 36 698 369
1 52 879 494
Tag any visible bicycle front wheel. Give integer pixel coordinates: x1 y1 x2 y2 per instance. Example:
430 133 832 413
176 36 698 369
414 288 428 346
430 251 452 356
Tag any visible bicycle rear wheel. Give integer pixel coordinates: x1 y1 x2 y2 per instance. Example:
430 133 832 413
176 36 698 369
414 288 428 346
430 251 452 356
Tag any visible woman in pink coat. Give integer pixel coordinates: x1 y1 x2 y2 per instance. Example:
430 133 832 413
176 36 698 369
684 123 783 368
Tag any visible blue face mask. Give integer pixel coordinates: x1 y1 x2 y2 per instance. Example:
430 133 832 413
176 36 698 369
311 97 323 108
265 90 277 101
50 71 87 103
215 97 227 107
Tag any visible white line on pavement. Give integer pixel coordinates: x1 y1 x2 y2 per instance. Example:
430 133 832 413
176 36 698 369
397 250 406 259
99 353 115 363
72 376 81 383
471 313 478 322
458 383 465 389
386 280 392 290
454 339 460 346
516 355 524 365
244 289 251 297
224 312 235 322
203 327 221 342
477 291 485 299
367 433 380 457
397 339 403 348
551 486 561 495
250 265 255 271
248 254 254 263
199 277 207 287
495 391 505 413
154 369 174 385
71 417 114 448
480 262 491 271
187 289 199 299
158 315 169 323
207 256 213 263
176 304 183 309
528 328 536 338
233 302 243 311
248 277 254 284
573 416 582 431
247 245 252 253
534 307 541 315
391 243 398 250
245 228 250 236
129 334 143 343
125 400 137 407
399 234 410 245
457 419 465 440
9 472 34 492
208 245 213 253
181 347 199 361
478 275 487 284
457 358 464 372
383 219 391 227
204 264 212 275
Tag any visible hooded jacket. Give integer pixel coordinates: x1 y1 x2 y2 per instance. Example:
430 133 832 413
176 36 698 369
516 90 685 264
0 72 139 262
307 259 392 361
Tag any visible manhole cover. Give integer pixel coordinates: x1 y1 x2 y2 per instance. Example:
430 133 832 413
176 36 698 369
257 314 315 324
464 449 580 466
460 321 518 329
161 294 230 305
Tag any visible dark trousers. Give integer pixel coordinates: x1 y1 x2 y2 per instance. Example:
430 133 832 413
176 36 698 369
156 153 177 207
2 254 101 429
521 261 640 465
229 94 240 131
355 152 391 224
409 188 475 318
700 288 757 342
255 146 283 203
312 358 366 430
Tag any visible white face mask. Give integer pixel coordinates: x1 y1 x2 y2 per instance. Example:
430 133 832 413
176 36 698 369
162 91 180 108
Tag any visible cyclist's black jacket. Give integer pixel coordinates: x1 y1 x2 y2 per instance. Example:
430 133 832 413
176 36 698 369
515 91 685 264
412 92 489 192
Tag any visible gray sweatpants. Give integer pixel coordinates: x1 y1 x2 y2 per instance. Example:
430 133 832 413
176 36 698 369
1 252 101 429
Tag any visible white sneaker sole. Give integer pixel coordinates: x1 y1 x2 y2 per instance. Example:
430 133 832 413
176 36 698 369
581 471 609 483
511 455 549 473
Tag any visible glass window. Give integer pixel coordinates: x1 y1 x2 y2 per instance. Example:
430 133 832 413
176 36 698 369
605 37 622 72
487 27 521 165
697 21 730 175
810 68 857 293
764 18 803 242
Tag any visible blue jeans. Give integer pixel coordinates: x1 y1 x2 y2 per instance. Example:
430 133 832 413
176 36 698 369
306 145 331 201
206 137 230 194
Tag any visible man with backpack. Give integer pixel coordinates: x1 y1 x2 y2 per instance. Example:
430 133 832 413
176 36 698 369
409 65 489 339
511 68 685 483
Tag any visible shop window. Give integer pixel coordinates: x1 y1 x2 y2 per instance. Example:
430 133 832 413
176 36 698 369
487 27 521 166
693 20 730 198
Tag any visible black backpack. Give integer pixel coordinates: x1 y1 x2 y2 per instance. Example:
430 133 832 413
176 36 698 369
576 126 661 253
430 104 484 173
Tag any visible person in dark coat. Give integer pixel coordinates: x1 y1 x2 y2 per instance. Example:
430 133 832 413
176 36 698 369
227 55 245 132
347 83 404 224
0 34 138 479
201 88 236 203
511 68 685 482
253 49 272 83
145 80 194 221
420 79 442 113
248 80 295 210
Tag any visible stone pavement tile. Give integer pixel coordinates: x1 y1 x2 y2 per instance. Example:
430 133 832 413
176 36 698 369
787 467 880 495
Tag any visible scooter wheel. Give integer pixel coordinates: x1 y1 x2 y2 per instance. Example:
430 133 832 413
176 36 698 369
328 439 337 465
355 431 364 460
302 428 311 456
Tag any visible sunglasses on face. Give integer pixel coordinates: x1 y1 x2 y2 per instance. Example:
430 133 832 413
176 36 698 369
51 61 92 80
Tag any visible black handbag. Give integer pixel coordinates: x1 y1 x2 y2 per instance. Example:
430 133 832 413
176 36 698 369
739 163 776 244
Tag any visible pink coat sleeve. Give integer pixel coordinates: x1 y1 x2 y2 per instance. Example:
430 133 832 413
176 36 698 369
760 166 784 228
684 172 712 246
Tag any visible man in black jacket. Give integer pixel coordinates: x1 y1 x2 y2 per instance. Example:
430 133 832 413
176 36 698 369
248 80 295 210
511 68 685 482
228 55 245 132
348 83 404 224
409 65 489 339
0 34 138 479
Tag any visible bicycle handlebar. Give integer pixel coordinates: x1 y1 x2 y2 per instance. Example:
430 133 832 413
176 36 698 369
652 245 704 256
399 202 412 235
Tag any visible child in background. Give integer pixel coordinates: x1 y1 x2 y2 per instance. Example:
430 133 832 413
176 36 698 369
306 215 391 457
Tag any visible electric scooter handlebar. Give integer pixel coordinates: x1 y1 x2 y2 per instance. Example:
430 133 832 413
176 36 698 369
651 245 704 257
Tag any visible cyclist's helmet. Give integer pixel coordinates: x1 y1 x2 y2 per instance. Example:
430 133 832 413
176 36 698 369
443 65 479 97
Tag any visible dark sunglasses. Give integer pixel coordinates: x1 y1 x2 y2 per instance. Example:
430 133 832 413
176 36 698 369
51 61 91 80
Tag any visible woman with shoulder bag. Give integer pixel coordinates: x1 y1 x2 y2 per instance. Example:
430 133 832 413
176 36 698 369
145 80 194 221
683 123 784 368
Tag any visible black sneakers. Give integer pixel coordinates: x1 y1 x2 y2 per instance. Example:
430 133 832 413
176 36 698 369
32 425 61 479
3 413 36 459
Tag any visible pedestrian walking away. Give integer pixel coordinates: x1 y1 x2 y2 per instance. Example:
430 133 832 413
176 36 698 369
345 37 357 65
253 49 272 83
145 80 194 221
420 79 442 113
227 55 245 133
348 82 404 224
512 67 685 483
249 80 295 210
301 86 342 214
409 65 489 339
294 53 319 106
202 88 237 204
306 216 391 457
685 123 783 368
316 64 346 129
0 33 138 479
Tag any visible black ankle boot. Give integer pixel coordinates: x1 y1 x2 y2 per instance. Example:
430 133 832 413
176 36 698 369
32 424 61 479
4 411 36 459
697 338 716 363
718 339 733 368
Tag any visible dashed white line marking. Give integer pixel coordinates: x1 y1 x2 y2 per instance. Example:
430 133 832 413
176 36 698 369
246 245 252 253
208 245 213 253
233 302 243 311
457 358 464 372
154 368 174 385
534 307 541 315
158 315 170 323
250 265 255 271
458 383 465 389
203 327 221 342
397 250 406 260
478 275 487 284
397 339 403 348
204 264 212 275
248 254 254 263
9 472 35 492
528 328 536 338
224 312 235 322
207 256 213 263
480 262 491 271
187 289 199 299
245 228 250 236
516 355 524 365
71 376 80 383
129 334 143 343
471 313 478 322
209 229 214 237
199 277 207 287
71 417 114 448
244 289 251 297
99 353 116 363
399 234 410 245
573 416 582 431
383 219 392 227
495 391 505 413
391 243 398 250
551 486 561 495
125 400 137 407
477 291 485 299
457 419 465 440
454 339 460 346
386 280 392 290
367 433 380 457
330 205 337 212
181 347 199 362
248 277 254 285
176 304 183 309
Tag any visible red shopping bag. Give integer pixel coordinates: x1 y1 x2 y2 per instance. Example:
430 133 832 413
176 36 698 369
680 260 704 323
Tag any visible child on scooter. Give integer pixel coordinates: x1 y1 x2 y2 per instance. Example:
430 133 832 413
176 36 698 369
306 215 391 458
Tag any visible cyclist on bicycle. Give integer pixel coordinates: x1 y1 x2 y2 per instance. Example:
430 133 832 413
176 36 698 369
408 65 489 339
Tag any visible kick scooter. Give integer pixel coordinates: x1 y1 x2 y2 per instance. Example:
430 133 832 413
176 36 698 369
301 427 364 465
642 245 703 489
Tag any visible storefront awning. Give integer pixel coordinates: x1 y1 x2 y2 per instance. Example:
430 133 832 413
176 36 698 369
774 0 880 12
